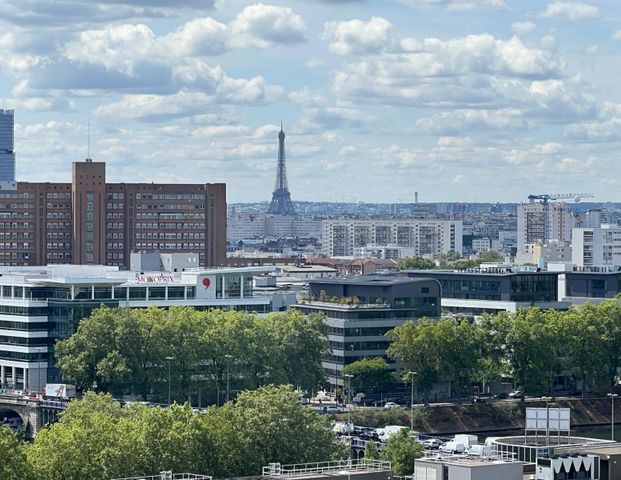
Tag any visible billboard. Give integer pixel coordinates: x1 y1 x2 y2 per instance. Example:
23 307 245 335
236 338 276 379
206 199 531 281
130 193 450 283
526 407 570 431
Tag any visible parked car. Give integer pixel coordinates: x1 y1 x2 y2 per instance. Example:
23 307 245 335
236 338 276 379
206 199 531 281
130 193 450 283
384 401 400 409
323 405 343 413
493 392 508 399
508 390 522 399
440 441 466 454
473 395 486 403
422 438 443 450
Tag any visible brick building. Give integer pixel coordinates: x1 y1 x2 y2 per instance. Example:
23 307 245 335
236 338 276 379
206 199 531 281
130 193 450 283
0 159 226 268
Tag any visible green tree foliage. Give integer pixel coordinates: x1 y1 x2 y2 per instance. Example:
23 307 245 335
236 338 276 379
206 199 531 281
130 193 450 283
389 301 621 399
56 307 328 402
477 250 504 263
445 250 461 261
449 259 480 270
27 387 344 480
364 440 380 460
503 309 558 397
0 426 30 480
342 357 395 394
396 256 435 271
388 319 480 403
379 429 423 476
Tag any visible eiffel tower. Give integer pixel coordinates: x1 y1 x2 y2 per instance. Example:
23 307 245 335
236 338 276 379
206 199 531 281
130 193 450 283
267 122 295 215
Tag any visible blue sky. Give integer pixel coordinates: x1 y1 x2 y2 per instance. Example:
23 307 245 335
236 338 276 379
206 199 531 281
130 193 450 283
1 0 621 203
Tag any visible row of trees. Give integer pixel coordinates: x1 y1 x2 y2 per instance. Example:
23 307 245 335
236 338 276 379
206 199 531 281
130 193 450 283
56 307 328 402
396 250 504 271
0 385 426 479
388 300 621 401
0 386 344 480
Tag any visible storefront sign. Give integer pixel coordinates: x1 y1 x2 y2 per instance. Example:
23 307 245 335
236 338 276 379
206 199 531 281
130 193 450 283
134 273 175 284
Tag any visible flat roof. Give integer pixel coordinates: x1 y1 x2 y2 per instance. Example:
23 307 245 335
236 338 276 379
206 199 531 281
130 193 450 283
417 457 518 468
556 443 621 456
403 269 559 277
309 275 435 286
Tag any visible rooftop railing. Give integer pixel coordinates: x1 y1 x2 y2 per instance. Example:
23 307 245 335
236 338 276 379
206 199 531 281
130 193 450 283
262 459 392 478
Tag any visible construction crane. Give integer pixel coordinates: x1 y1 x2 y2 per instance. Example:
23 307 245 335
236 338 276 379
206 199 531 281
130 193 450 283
526 193 594 245
527 193 594 205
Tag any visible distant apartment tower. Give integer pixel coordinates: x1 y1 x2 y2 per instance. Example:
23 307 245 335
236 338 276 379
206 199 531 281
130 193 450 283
572 224 621 268
0 110 16 190
321 219 462 257
517 201 571 254
0 159 226 267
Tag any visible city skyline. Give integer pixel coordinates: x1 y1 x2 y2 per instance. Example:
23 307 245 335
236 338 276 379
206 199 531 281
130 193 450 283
1 1 621 202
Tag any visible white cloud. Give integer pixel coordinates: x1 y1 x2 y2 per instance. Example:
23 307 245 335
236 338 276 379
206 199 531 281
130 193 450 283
228 3 307 48
305 58 327 69
94 62 282 121
192 125 252 138
612 30 621 40
541 2 599 21
565 102 621 142
332 33 569 114
416 108 528 135
322 17 393 55
511 21 536 36
398 0 506 11
64 4 307 69
65 24 157 74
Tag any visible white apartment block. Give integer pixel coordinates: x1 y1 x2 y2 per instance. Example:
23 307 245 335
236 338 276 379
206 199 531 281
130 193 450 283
321 219 462 257
472 237 492 253
352 244 418 260
227 211 321 242
517 202 572 255
572 224 621 268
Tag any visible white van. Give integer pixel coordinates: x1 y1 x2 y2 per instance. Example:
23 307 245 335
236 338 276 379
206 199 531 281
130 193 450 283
454 434 478 448
378 425 409 442
440 441 466 454
466 444 492 457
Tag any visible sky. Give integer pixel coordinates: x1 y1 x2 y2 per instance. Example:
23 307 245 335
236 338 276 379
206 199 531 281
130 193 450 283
1 0 621 203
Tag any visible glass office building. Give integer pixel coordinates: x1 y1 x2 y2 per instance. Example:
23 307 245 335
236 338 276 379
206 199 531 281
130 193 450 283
0 110 15 187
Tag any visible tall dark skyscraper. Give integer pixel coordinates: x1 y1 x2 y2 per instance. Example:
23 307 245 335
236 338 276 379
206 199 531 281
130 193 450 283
267 123 295 215
0 109 16 190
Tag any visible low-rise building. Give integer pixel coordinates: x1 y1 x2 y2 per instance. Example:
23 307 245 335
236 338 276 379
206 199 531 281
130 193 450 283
551 264 621 302
401 268 569 316
275 265 337 280
415 455 523 480
0 265 297 392
294 275 441 386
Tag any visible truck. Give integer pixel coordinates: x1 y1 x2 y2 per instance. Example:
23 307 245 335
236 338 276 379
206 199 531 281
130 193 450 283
454 434 479 448
44 384 76 400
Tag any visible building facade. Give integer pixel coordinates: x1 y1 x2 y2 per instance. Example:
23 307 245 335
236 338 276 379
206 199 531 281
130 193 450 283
0 160 226 268
0 110 16 190
517 201 572 255
402 269 567 316
572 225 621 268
0 265 295 391
321 219 463 257
294 276 441 386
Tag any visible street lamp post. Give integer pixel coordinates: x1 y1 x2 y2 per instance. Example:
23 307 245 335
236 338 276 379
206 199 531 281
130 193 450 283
166 356 174 405
608 393 618 441
541 396 552 445
225 354 233 403
409 371 418 432
344 374 354 460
